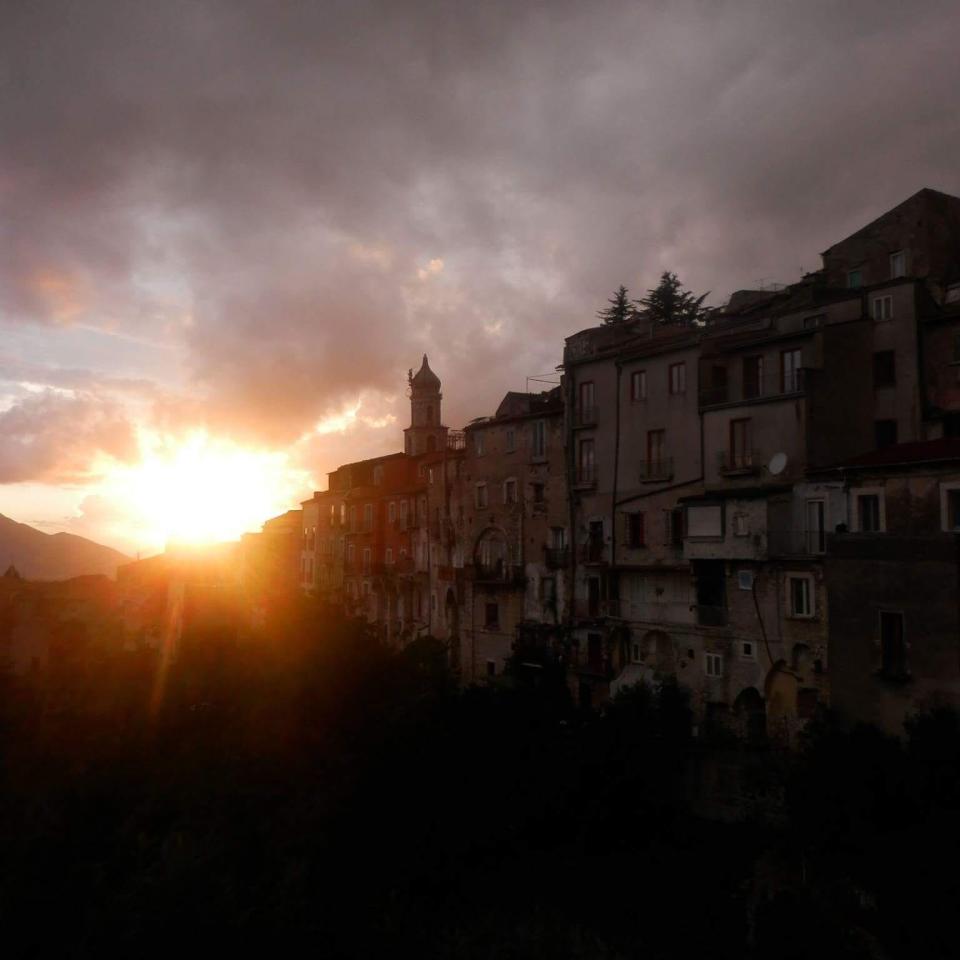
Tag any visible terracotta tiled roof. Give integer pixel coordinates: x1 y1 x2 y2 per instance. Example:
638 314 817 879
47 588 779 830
829 438 960 470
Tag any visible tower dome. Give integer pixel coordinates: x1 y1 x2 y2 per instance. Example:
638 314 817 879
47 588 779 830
410 354 441 392
404 355 448 455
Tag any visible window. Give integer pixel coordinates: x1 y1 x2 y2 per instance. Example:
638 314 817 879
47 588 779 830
486 660 497 677
669 508 684 546
503 478 518 504
873 351 896 388
847 269 863 289
474 431 485 456
388 501 397 524
733 513 749 537
627 512 645 548
363 503 373 531
806 499 825 554
740 641 756 661
475 483 488 509
362 547 372 574
880 612 907 679
631 369 647 401
505 428 516 452
578 438 596 484
551 526 566 549
875 420 898 449
872 295 893 321
631 641 642 664
531 482 545 504
349 505 357 532
385 547 394 565
373 465 383 486
347 543 356 565
940 485 960 532
532 419 546 459
729 418 752 469
540 577 557 604
705 653 723 678
668 362 686 395
855 492 883 532
647 429 665 470
781 348 802 393
485 603 499 629
743 355 764 399
890 250 907 279
788 574 814 618
687 503 722 538
578 381 596 423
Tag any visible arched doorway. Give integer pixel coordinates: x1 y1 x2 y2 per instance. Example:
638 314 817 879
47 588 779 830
734 687 766 743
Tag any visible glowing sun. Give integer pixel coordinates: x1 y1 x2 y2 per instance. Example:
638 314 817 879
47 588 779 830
111 430 304 551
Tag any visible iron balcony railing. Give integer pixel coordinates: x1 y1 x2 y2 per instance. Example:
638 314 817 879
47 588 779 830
574 464 597 487
638 458 674 482
543 546 569 569
578 540 606 564
472 561 526 585
717 449 762 476
575 404 599 427
700 368 806 407
696 604 728 627
447 430 466 450
767 528 827 556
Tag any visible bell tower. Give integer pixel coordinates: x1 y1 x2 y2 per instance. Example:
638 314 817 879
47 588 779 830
404 355 448 456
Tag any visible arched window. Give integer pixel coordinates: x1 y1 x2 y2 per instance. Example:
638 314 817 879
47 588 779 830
474 528 508 580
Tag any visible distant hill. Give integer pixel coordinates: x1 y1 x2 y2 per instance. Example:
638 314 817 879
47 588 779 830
0 513 131 581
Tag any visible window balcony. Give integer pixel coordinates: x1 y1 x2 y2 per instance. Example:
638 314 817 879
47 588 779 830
578 540 606 564
543 546 569 569
574 464 597 488
574 404 599 427
700 369 806 408
472 561 526 586
446 430 466 450
717 450 761 477
767 528 826 557
638 458 674 482
696 604 728 627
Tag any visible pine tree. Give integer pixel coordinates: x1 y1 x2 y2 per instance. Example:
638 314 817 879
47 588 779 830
596 285 635 325
634 272 711 326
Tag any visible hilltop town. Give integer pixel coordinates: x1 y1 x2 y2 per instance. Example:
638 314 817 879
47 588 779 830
5 188 960 747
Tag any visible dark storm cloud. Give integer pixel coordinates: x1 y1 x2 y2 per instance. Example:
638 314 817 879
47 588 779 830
3 0 960 473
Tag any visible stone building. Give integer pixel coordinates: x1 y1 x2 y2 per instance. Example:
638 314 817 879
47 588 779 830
561 186 960 736
822 439 960 734
456 387 567 682
290 188 960 736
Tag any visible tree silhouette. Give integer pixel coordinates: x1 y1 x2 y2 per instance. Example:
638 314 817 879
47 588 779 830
596 284 636 325
634 272 711 326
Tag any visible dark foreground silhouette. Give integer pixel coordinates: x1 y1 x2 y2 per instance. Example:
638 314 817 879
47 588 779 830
1 599 958 959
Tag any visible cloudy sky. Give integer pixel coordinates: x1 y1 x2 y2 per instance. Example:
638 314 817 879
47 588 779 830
2 0 960 553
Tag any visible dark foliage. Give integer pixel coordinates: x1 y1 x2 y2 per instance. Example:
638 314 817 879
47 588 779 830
1 607 958 958
634 271 711 326
596 284 636 325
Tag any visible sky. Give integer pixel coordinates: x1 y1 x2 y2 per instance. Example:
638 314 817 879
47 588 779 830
2 0 960 554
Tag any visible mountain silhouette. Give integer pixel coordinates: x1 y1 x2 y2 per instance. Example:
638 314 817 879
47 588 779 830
0 513 130 581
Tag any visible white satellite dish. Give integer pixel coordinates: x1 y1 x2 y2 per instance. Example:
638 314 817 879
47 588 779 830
768 452 788 476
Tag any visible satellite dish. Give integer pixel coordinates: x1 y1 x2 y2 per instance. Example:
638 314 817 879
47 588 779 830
768 452 788 476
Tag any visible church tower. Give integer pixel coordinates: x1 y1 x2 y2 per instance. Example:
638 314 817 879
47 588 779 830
404 355 448 455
